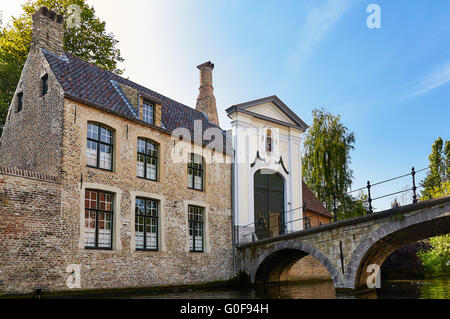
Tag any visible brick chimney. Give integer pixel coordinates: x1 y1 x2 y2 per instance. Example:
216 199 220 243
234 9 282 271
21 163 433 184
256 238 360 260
31 7 64 55
196 61 219 126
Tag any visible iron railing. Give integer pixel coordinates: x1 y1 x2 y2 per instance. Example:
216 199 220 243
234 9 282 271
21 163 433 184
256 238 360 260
236 163 448 244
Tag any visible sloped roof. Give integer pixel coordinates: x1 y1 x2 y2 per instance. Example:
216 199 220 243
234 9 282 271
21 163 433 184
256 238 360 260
42 49 230 153
226 95 309 131
302 181 333 218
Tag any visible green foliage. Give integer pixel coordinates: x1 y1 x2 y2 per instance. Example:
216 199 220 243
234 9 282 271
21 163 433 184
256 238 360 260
417 144 450 277
421 137 449 198
0 0 124 136
302 108 363 220
417 234 450 277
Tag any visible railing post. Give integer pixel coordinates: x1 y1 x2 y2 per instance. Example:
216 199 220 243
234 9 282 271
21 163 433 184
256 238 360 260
412 167 418 203
367 181 373 214
333 192 338 222
303 201 307 230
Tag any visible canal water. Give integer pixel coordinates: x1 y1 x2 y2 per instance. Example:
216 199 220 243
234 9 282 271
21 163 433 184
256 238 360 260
127 276 450 299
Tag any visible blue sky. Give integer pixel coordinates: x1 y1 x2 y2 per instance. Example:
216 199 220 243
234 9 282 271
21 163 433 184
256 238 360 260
2 0 449 210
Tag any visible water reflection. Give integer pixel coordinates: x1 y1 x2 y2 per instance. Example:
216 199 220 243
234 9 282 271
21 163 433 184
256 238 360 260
130 277 450 299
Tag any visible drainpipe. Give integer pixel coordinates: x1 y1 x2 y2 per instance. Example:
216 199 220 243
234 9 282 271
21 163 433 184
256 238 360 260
231 149 237 277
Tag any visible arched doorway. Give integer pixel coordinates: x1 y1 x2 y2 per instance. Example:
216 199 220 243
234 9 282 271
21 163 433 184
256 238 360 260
254 169 284 239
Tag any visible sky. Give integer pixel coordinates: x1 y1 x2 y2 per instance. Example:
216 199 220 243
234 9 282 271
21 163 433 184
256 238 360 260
1 0 449 210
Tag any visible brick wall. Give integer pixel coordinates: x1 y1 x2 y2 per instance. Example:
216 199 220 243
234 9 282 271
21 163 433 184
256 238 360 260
0 168 66 294
284 256 332 281
0 47 64 176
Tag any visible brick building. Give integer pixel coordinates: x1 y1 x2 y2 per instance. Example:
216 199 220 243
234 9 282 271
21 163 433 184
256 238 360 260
302 181 333 228
0 7 233 295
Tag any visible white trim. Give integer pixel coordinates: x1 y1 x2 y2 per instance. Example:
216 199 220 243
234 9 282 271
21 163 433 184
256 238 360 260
129 191 167 252
183 199 211 254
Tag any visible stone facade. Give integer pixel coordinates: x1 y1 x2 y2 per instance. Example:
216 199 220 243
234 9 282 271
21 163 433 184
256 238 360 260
59 99 233 292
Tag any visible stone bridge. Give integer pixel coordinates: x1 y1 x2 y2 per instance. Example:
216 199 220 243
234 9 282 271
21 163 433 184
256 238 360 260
237 196 450 292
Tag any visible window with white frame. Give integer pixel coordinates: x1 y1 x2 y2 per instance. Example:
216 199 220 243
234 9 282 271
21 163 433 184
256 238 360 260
84 190 114 249
137 138 158 181
188 205 204 252
142 100 154 125
188 153 204 191
86 123 114 171
135 198 159 251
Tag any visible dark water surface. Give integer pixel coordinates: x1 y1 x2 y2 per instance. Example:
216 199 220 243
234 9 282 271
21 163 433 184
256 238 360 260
126 276 450 299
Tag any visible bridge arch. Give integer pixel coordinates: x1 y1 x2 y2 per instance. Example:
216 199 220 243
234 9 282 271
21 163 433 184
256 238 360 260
344 205 450 291
249 241 344 287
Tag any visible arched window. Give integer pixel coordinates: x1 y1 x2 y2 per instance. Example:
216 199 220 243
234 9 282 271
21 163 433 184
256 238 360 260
86 123 114 171
188 153 204 191
266 129 272 153
137 138 158 181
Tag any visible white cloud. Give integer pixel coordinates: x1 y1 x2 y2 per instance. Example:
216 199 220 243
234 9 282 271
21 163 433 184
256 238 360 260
285 0 357 69
410 62 450 97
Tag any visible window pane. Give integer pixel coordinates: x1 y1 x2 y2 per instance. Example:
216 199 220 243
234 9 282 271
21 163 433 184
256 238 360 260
135 214 144 249
135 198 145 215
188 168 193 188
143 102 154 124
99 144 112 170
87 123 98 140
147 157 157 180
84 210 96 247
85 191 97 209
194 171 203 190
99 192 112 211
147 142 157 157
137 154 145 178
86 141 97 167
100 127 112 144
137 139 146 154
146 200 158 217
98 211 112 248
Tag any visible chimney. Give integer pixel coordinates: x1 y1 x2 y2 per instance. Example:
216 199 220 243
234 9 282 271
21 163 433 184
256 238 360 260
196 61 219 126
31 7 64 55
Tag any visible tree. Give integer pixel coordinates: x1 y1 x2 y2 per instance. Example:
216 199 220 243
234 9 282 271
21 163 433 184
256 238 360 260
0 0 124 136
417 181 450 277
421 137 449 198
302 108 361 220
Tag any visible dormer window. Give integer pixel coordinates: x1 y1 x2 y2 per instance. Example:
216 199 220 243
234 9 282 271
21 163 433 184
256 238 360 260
41 74 48 96
142 100 154 125
17 92 23 112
